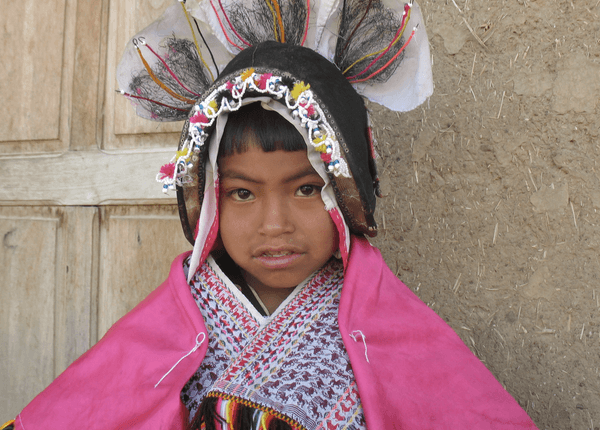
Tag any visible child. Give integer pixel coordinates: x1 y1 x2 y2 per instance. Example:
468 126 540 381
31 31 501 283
4 1 538 429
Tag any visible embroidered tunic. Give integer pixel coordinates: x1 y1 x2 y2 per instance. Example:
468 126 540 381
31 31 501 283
181 256 366 429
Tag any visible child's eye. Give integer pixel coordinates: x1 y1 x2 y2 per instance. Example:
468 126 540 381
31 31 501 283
295 185 320 197
230 189 255 201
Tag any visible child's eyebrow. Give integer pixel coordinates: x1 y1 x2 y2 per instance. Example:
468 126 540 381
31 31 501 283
282 167 322 184
220 171 261 184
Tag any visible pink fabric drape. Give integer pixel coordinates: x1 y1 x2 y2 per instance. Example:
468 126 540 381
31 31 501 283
16 238 537 429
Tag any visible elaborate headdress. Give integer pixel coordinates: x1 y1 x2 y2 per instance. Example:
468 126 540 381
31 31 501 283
117 0 433 277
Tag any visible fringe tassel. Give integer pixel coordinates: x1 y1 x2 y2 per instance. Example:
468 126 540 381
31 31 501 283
268 415 293 430
188 396 225 430
188 394 298 430
0 420 15 430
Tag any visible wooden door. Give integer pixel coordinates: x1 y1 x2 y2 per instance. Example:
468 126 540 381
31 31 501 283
0 0 192 419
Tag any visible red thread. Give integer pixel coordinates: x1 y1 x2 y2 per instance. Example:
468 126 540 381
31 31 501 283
367 127 376 158
346 4 410 80
211 0 250 50
143 43 202 97
329 208 349 267
301 0 310 46
350 28 416 84
339 0 374 57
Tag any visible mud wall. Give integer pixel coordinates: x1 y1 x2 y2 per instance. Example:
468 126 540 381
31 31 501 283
370 1 600 428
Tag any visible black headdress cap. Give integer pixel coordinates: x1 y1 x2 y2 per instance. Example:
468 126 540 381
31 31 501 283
176 41 380 245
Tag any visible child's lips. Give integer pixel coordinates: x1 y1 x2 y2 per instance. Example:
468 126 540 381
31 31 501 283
254 248 303 268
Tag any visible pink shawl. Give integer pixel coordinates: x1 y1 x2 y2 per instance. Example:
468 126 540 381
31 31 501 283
15 237 537 429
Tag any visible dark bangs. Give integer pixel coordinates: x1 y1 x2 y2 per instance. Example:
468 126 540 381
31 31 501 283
218 102 306 157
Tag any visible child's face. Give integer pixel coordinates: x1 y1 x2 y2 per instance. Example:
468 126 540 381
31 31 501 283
219 145 338 295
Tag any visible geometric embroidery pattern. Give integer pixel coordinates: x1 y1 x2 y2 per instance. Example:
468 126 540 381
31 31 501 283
181 257 366 429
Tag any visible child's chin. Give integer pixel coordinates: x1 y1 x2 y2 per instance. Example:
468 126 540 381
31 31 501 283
243 266 312 292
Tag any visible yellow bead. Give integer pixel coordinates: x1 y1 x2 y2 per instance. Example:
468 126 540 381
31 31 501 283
314 143 327 153
313 134 326 144
176 148 190 159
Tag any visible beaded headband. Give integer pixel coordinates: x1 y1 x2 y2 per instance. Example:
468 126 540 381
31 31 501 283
158 68 351 195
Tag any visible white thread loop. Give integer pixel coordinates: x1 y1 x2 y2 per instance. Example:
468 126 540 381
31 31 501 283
349 330 370 363
155 332 206 388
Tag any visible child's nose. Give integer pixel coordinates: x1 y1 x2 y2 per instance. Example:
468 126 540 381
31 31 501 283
258 196 294 236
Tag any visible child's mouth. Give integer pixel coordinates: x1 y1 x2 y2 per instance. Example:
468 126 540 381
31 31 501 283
256 250 302 268
262 251 293 257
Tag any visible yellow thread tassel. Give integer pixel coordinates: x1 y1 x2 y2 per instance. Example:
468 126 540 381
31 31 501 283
265 0 279 41
291 82 310 100
265 0 285 42
225 400 234 429
135 47 197 104
180 1 215 81
259 412 270 430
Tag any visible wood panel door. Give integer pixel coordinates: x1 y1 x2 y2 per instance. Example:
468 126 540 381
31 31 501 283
0 0 192 419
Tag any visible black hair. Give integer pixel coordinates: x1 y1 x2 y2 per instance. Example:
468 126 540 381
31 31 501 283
218 102 305 157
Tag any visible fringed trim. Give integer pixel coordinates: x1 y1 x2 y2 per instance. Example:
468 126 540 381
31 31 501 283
0 420 14 430
188 392 305 430
157 69 352 193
